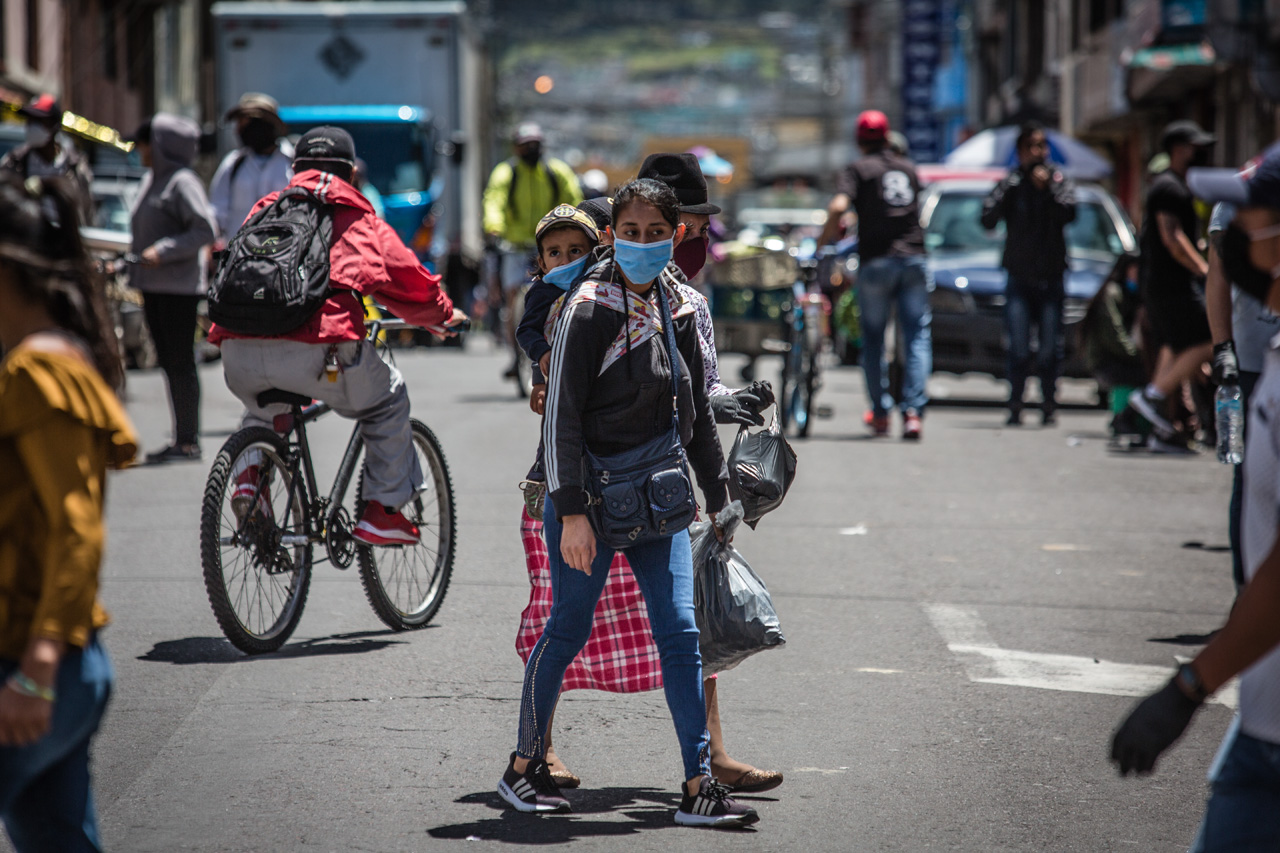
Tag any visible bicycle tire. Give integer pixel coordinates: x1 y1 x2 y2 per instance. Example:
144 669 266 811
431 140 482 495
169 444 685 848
200 427 313 654
358 419 456 630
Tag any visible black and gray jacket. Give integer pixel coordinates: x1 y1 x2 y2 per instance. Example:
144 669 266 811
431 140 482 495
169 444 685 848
542 255 729 519
980 163 1076 286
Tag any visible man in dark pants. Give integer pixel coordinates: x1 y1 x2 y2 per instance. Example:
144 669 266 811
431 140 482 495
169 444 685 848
981 122 1076 426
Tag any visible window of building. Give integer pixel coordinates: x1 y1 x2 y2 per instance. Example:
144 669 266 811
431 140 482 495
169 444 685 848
102 0 118 79
26 0 39 70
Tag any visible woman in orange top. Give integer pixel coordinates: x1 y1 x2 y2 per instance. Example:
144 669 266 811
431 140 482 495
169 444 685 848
0 173 137 853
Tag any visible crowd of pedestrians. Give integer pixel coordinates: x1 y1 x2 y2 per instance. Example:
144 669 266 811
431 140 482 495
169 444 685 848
6 80 1280 848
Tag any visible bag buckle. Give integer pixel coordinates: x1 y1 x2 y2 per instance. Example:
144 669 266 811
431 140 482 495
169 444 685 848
628 527 641 541
600 470 610 485
659 519 667 535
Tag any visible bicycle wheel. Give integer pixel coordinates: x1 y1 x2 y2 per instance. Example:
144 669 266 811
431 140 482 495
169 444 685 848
358 419 456 630
201 427 313 654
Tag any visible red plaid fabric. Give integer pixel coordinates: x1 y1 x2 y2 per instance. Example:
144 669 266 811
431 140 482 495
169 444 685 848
516 507 663 693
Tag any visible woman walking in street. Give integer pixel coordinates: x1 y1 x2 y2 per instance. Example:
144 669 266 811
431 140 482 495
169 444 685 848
127 114 218 463
0 173 138 852
499 179 760 827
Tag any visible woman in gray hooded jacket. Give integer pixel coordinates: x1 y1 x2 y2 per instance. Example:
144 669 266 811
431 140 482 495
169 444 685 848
128 113 218 463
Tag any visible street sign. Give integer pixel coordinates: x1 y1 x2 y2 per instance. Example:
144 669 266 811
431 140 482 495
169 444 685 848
901 0 942 163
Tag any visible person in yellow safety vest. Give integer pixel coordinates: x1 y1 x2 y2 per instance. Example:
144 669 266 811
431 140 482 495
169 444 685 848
483 122 583 378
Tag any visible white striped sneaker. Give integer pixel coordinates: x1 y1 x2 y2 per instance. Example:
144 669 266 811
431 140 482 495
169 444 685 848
674 776 759 828
497 753 570 814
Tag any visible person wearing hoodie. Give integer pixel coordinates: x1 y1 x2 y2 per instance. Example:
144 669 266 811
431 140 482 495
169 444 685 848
127 114 218 464
207 127 467 546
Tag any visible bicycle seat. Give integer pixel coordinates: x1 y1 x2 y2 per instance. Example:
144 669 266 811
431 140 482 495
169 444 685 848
257 389 314 409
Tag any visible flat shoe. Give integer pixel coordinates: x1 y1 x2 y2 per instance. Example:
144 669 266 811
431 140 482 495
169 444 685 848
549 769 580 789
721 768 783 794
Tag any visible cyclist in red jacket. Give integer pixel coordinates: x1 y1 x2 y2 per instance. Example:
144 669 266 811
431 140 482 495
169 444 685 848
209 127 467 545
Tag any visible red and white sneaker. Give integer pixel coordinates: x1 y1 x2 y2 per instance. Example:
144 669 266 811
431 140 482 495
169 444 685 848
231 466 271 523
864 410 890 437
354 501 420 546
903 410 923 441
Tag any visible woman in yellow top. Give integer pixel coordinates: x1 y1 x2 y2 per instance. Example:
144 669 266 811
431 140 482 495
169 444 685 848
0 172 137 853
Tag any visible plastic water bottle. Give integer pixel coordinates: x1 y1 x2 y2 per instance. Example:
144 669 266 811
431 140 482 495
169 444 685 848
1216 384 1244 465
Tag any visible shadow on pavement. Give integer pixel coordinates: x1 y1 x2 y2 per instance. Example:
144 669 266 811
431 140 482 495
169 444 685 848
138 631 407 664
1149 631 1220 646
1181 540 1231 553
457 393 526 405
427 787 757 843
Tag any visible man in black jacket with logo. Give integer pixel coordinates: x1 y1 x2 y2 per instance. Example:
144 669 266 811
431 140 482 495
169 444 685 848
981 122 1077 426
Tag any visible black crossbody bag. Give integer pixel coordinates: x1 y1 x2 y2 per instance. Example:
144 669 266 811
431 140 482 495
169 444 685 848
583 286 697 549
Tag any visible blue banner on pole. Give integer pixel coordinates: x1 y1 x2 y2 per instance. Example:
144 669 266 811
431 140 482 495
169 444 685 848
901 0 942 163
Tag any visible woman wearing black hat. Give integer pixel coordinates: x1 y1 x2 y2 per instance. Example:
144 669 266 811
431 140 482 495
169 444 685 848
637 153 782 794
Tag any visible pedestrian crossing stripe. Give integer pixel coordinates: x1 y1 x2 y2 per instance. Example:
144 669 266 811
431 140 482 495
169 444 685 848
925 603 1238 709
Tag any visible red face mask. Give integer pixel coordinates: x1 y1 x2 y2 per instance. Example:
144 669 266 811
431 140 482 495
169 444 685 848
673 236 708 279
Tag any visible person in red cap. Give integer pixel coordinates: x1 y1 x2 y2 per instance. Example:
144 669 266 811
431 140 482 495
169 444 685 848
820 110 931 440
0 94 93 225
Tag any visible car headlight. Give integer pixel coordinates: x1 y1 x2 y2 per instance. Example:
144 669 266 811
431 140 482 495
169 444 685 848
931 287 970 314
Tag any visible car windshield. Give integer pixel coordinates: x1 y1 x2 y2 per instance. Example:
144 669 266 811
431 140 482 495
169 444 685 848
924 190 1125 257
289 122 432 196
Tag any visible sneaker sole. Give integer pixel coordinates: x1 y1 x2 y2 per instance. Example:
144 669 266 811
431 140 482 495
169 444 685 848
1127 393 1175 439
353 523 420 547
497 780 570 813
674 808 760 828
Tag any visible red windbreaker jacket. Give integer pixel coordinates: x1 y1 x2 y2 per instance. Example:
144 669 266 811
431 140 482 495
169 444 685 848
208 169 453 345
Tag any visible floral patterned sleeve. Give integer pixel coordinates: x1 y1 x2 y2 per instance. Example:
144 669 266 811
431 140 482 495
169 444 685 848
677 283 735 397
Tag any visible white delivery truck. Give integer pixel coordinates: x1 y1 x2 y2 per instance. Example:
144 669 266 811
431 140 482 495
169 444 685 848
211 1 489 271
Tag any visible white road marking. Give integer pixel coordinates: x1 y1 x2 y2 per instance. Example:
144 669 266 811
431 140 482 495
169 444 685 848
792 767 849 774
924 603 1238 709
840 525 868 536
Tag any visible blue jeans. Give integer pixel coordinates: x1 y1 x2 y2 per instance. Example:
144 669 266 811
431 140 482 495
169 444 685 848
518 504 710 782
1190 728 1280 852
1005 279 1063 410
0 636 112 853
856 255 932 415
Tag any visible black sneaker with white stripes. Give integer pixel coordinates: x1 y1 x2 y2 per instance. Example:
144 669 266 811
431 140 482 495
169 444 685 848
497 752 570 813
674 776 759 828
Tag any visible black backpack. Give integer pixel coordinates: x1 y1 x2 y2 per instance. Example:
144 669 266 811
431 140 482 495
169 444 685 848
208 186 333 336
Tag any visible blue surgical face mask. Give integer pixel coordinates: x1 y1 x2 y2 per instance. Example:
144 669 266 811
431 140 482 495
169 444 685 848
613 236 674 285
542 255 587 290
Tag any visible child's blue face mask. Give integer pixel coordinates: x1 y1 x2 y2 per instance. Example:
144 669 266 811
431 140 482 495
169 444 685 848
543 255 587 290
613 236 674 285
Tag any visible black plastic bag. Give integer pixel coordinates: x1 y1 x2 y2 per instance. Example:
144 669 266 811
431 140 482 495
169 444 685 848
726 411 797 529
691 502 785 675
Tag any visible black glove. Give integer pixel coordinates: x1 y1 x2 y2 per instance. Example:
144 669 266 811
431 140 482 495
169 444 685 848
744 380 776 408
1110 676 1202 776
1212 340 1240 386
710 394 765 427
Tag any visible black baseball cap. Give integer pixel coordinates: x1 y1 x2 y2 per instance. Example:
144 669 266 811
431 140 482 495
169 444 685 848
1161 120 1215 152
293 126 356 167
638 152 721 215
1189 143 1280 210
122 119 152 144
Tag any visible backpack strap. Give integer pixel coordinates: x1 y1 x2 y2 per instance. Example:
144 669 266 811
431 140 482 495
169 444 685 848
506 157 562 211
228 150 250 184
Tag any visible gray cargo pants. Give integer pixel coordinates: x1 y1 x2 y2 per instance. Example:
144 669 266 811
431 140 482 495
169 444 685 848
220 338 425 509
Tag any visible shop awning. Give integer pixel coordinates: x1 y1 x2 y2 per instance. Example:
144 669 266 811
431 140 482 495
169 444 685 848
1126 42 1217 103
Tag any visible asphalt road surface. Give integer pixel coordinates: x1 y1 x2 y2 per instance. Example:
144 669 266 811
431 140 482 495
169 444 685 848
8 339 1240 852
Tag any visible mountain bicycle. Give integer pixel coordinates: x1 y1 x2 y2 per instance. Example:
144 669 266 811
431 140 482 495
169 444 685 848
199 317 460 654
